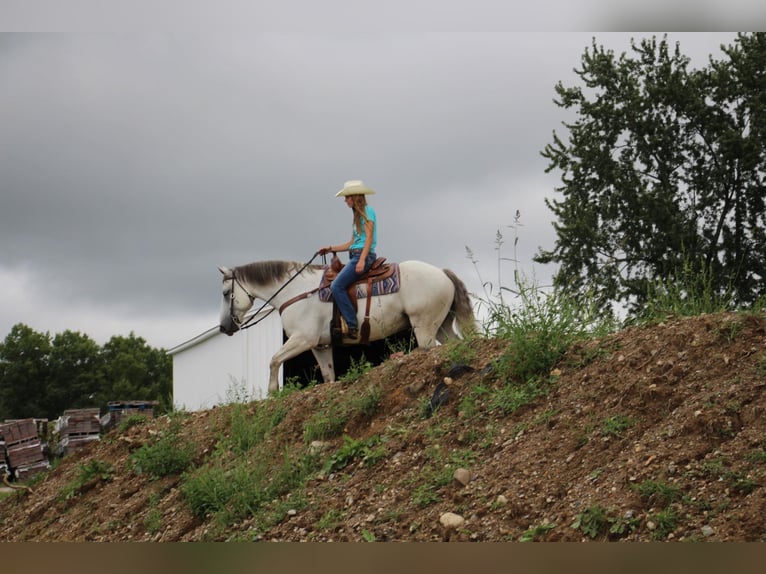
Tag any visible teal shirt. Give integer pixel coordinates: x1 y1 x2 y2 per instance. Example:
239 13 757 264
351 205 377 252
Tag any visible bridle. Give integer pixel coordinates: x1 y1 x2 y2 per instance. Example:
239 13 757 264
227 271 257 329
226 251 324 330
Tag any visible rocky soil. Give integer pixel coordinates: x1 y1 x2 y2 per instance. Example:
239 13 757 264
1 311 765 542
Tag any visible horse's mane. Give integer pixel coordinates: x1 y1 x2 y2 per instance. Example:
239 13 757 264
235 260 323 285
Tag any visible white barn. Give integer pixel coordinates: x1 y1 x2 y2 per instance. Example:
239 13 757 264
169 308 415 412
168 309 285 411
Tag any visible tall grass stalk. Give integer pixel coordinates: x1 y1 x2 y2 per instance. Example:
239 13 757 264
638 257 736 323
468 223 615 383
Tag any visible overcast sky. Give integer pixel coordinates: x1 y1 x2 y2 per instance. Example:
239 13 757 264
0 5 747 349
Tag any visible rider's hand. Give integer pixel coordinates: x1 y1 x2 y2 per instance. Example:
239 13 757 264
355 260 365 274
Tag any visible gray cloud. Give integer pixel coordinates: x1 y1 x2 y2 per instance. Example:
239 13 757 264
0 31 737 347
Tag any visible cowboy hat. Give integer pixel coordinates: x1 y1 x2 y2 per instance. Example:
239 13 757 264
335 180 376 197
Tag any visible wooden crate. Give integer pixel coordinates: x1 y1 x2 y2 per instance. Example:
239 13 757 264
60 408 101 436
107 401 159 428
0 419 39 445
6 438 46 468
14 460 50 481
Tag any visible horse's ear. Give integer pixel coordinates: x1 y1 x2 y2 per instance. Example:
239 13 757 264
218 266 232 278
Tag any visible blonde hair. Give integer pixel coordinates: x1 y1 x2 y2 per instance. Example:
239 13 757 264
349 195 369 235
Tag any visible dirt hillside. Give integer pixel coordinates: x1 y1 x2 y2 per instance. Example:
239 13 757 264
1 311 765 542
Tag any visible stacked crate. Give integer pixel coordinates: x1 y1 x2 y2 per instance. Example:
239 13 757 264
0 418 50 480
107 400 159 429
57 408 101 455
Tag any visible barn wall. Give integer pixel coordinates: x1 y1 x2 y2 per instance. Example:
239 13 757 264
169 309 284 411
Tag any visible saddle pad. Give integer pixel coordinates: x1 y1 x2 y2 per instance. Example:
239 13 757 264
318 263 401 303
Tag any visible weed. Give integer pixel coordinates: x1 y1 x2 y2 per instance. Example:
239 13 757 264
182 447 320 525
143 492 163 534
116 414 148 434
572 504 612 539
445 337 476 366
746 448 766 464
650 506 678 540
467 226 615 383
227 400 287 454
487 377 548 416
317 508 346 530
410 448 475 508
351 384 383 418
638 256 735 324
458 383 491 420
385 332 417 357
303 401 347 442
323 435 386 474
130 413 194 479
58 460 114 501
340 355 373 384
757 353 766 375
519 522 557 541
633 480 682 507
600 414 635 437
361 529 377 542
571 504 640 540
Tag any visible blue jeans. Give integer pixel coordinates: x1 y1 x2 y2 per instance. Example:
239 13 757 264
331 250 376 330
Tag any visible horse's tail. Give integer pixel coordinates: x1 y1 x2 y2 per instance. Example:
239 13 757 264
443 268 477 337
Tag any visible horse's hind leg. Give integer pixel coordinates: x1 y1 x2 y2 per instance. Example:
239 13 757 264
409 314 445 349
311 346 336 384
436 315 460 344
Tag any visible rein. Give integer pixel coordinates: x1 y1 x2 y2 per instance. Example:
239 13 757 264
236 251 324 330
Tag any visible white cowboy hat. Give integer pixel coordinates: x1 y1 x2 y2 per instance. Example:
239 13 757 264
335 180 376 197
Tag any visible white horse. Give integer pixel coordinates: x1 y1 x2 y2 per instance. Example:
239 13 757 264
219 259 475 393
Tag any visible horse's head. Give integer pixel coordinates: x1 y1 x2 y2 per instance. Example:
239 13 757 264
218 266 255 336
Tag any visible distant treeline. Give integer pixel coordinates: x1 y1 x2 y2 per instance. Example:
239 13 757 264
0 323 171 421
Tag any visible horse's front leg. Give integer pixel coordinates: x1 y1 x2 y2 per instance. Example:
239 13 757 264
268 333 316 394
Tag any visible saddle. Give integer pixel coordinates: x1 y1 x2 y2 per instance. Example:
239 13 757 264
321 253 397 345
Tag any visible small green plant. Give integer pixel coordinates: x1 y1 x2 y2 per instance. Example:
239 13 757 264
757 353 766 375
323 435 386 474
182 447 320 526
519 522 557 541
143 492 163 534
638 256 735 323
351 384 383 418
385 332 417 357
445 337 476 366
746 448 766 464
361 529 377 542
458 383 491 420
317 508 346 531
303 407 347 442
467 225 615 384
572 504 612 539
633 480 682 507
130 413 194 479
58 459 114 501
572 504 638 540
116 414 148 434
224 375 255 404
487 377 548 416
227 400 287 454
650 506 678 540
601 414 635 437
340 355 373 383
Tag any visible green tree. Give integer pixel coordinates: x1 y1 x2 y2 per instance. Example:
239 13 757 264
46 330 103 416
99 333 172 412
0 324 52 420
536 33 766 315
0 325 172 421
